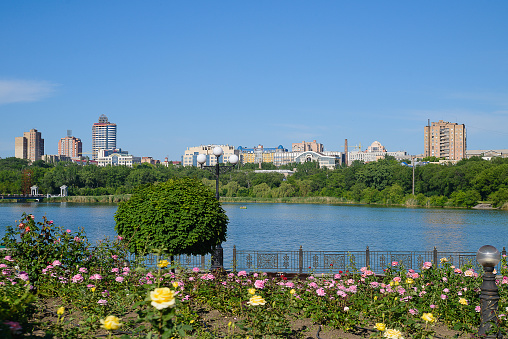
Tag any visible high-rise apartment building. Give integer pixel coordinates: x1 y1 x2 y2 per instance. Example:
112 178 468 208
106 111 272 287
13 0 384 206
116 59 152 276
15 128 44 162
424 120 466 160
58 135 83 158
92 114 117 160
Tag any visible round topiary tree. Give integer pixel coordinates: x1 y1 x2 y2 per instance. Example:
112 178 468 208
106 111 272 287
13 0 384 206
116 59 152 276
114 177 228 256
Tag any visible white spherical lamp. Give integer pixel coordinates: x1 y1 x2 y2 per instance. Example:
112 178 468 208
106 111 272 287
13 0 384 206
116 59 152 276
229 154 239 165
196 154 207 165
477 245 501 267
213 146 223 157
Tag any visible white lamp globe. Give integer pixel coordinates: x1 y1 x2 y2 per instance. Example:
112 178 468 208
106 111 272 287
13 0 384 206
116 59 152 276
229 154 239 165
476 245 501 267
196 154 207 164
213 146 223 157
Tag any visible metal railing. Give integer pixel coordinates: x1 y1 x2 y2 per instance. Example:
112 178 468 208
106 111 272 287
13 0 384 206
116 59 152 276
133 246 506 275
4 245 504 275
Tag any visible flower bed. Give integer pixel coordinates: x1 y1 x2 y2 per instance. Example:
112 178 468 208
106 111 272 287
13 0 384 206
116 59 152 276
1 214 508 338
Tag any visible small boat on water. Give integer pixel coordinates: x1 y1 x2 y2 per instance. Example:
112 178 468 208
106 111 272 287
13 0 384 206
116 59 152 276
240 206 247 209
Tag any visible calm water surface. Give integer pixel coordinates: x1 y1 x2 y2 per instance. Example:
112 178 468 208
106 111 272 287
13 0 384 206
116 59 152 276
1 202 507 254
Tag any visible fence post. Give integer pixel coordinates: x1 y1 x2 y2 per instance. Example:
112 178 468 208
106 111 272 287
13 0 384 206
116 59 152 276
233 245 237 272
433 247 438 268
201 255 205 271
503 247 506 257
299 246 303 274
366 246 370 268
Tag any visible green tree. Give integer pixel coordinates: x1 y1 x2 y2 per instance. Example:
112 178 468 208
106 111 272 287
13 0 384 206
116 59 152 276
223 181 240 197
489 188 508 208
272 181 296 198
252 183 272 198
362 187 380 204
114 178 228 256
463 189 481 208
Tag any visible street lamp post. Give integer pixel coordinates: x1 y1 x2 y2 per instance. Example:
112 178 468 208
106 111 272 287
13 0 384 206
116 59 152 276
477 245 502 338
197 146 239 270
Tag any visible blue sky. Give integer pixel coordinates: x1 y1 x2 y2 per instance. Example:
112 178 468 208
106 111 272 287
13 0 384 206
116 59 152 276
1 1 507 161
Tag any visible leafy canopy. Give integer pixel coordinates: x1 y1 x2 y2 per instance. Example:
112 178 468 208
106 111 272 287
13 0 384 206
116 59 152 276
114 177 228 256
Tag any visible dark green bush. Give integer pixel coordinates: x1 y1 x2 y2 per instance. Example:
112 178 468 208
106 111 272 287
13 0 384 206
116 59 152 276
114 177 228 256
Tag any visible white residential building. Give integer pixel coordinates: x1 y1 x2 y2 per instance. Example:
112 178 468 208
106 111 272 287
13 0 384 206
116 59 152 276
97 149 140 167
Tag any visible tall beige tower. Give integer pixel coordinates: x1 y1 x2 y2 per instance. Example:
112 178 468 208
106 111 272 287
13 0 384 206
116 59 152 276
15 129 44 162
424 120 466 160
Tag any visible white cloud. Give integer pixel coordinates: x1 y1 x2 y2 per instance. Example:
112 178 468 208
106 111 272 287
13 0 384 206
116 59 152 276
0 79 58 105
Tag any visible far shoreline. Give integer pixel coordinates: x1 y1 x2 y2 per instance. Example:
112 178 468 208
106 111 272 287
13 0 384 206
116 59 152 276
9 195 506 210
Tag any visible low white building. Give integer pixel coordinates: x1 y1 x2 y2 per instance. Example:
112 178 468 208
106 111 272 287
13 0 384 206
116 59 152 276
273 151 343 169
97 149 141 167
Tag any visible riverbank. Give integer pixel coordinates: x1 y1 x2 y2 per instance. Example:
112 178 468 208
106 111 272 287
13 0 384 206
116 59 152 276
41 195 508 210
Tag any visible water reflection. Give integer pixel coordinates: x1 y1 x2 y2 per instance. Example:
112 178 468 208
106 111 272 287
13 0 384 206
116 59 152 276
421 210 468 252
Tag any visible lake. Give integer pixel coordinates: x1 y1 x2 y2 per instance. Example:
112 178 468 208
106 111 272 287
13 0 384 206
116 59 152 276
1 202 507 255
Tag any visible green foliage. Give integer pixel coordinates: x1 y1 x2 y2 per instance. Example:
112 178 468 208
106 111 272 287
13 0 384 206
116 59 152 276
114 178 228 256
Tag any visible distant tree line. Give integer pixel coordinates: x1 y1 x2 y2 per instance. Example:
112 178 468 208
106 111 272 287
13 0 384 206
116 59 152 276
1 156 508 208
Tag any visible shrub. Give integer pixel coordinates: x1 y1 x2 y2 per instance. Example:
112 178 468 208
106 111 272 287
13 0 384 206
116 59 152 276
114 177 228 257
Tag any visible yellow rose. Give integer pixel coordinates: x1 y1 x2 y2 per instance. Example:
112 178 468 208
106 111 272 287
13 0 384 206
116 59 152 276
375 323 386 331
248 288 256 295
91 287 96 292
374 296 378 301
421 312 436 323
247 295 266 306
459 298 468 305
406 278 414 284
158 260 169 268
440 257 448 263
383 328 403 339
57 306 65 316
289 289 296 295
150 288 176 310
100 315 122 331
172 282 179 289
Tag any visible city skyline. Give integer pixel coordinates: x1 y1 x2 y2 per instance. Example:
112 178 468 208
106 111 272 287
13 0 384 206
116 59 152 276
1 2 507 161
